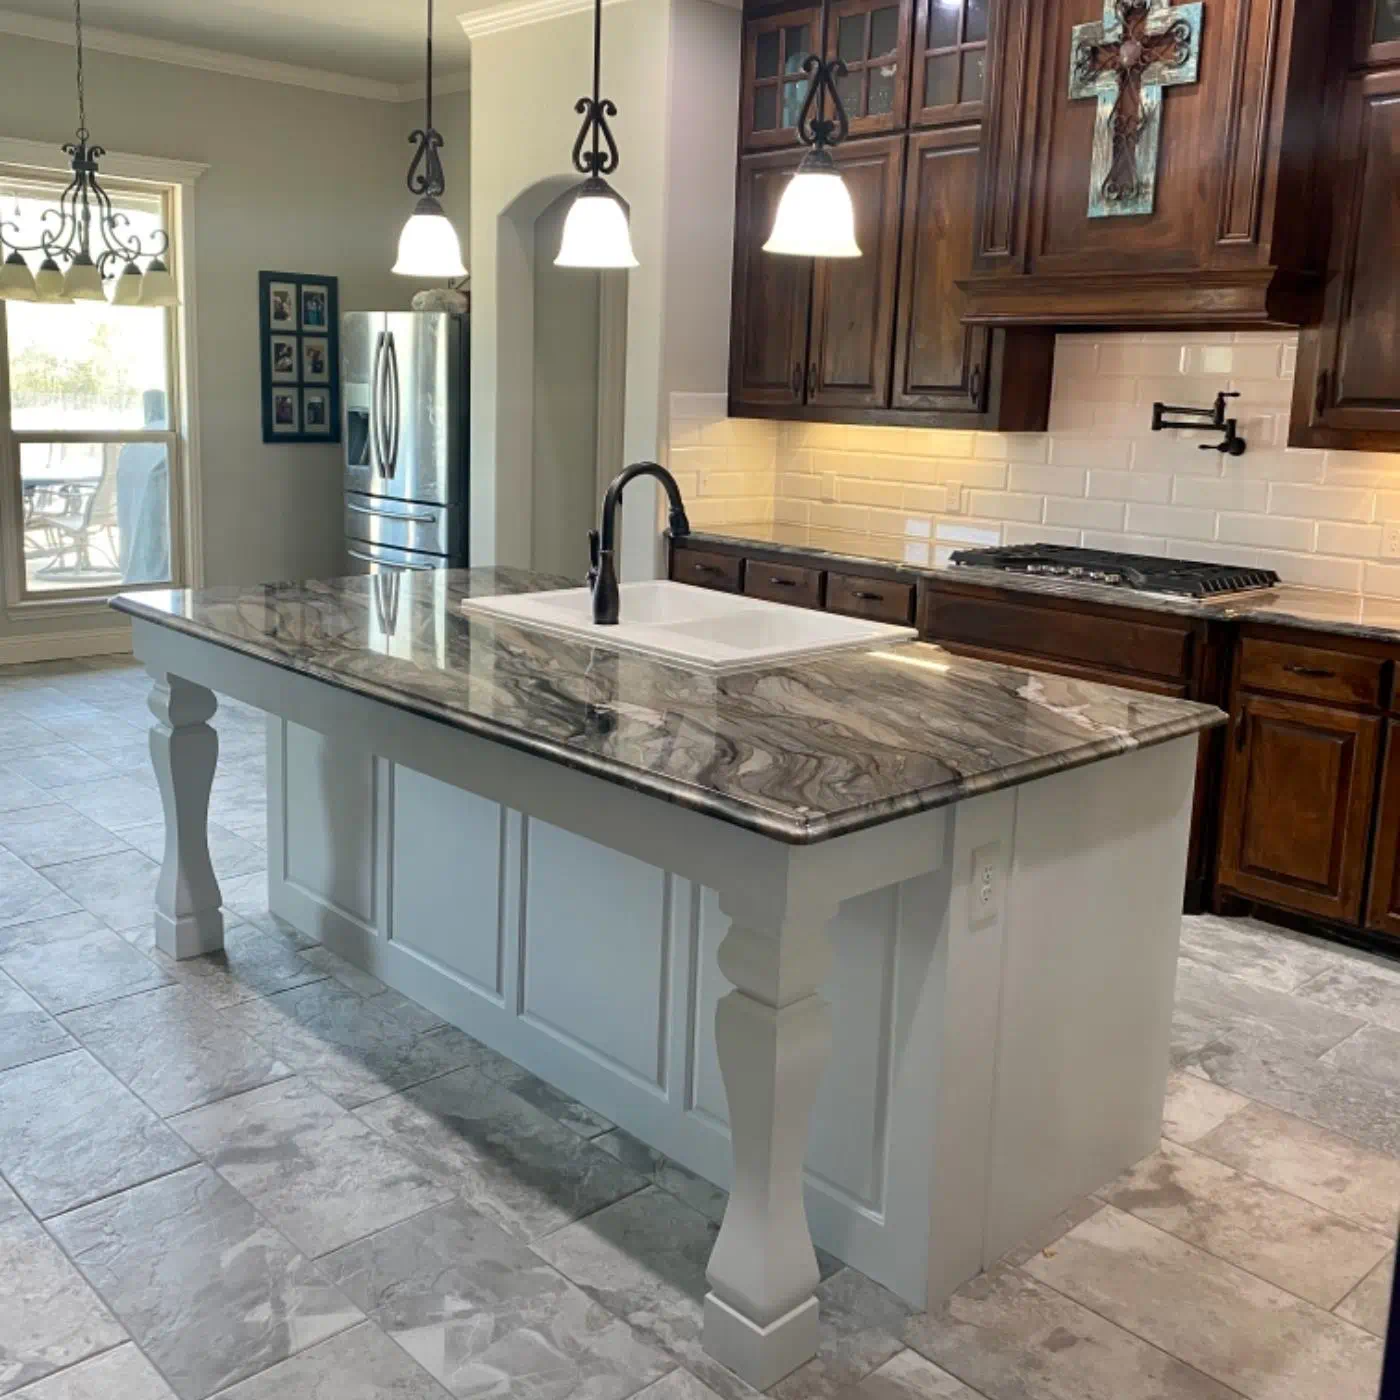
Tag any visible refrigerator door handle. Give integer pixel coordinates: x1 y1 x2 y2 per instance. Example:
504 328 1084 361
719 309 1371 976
385 332 402 479
371 330 388 476
347 545 434 572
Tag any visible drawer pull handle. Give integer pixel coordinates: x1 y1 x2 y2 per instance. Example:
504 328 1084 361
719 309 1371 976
769 576 798 587
852 590 884 602
1284 665 1337 679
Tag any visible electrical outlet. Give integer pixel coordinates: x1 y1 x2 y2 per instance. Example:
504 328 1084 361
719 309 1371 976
944 481 964 516
970 841 1002 930
1384 522 1400 560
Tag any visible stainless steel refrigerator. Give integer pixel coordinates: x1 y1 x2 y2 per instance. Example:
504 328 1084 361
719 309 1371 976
341 311 468 573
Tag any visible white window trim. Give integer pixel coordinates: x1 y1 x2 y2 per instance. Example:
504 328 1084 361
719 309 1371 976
0 135 208 622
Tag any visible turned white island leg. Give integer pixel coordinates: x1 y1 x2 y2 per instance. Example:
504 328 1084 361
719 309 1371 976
148 670 224 960
704 887 836 1390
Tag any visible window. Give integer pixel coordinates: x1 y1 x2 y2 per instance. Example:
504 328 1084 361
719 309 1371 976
0 172 181 602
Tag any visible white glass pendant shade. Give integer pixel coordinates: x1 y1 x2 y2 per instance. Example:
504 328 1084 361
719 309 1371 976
555 180 638 269
0 251 36 301
393 195 467 278
109 261 142 305
764 154 861 259
138 257 178 306
63 252 105 301
33 257 70 302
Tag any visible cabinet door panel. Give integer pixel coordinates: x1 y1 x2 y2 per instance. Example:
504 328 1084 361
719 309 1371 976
729 150 813 411
911 0 989 127
741 8 825 152
1294 70 1400 448
892 126 992 412
808 135 905 409
825 0 913 136
1217 694 1380 923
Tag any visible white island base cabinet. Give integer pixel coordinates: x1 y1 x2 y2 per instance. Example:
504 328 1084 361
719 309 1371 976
267 718 1194 1317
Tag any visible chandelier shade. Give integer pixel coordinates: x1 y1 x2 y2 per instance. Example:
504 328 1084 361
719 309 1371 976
138 256 177 306
0 250 36 301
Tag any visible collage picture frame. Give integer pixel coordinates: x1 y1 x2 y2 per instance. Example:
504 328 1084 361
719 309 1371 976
259 271 341 444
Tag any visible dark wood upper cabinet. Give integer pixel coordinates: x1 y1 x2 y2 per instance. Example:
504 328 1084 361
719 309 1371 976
962 0 1336 328
741 7 826 152
808 136 905 407
911 0 989 127
1217 693 1380 925
729 149 811 408
1363 0 1400 66
826 0 914 135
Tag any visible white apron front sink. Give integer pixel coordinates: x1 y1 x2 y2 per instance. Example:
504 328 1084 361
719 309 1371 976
461 579 917 673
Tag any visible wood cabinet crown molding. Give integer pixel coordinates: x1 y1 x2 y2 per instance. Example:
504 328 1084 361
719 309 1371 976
960 0 1338 330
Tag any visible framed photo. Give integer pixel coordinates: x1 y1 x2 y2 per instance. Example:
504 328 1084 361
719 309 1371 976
301 336 330 384
301 284 329 330
268 281 298 330
270 388 300 435
270 335 298 383
258 272 340 444
302 389 331 436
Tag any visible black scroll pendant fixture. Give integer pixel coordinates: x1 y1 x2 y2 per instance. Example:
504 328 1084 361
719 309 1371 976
764 56 862 259
393 0 466 278
0 0 175 305
555 0 638 269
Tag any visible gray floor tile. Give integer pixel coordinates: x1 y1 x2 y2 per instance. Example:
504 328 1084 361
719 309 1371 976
60 983 292 1116
1179 914 1347 994
0 1177 125 1397
211 1323 451 1400
0 1049 195 1217
1336 1252 1394 1338
1098 1138 1393 1308
48 1166 362 1400
0 968 75 1071
295 946 388 999
357 1068 648 1245
849 1351 984 1399
0 850 77 928
530 1186 755 1400
903 1262 1242 1400
123 921 327 1009
1173 960 1364 1066
47 778 163 834
1024 1204 1384 1400
220 870 271 920
1194 1039 1400 1159
42 850 161 933
170 1076 455 1257
8 1345 175 1400
593 1130 729 1224
1160 1069 1249 1145
118 819 265 880
631 1375 727 1400
770 1269 911 1400
995 1195 1104 1270
0 714 70 759
473 1049 614 1139
0 804 130 868
322 1198 672 1399
222 979 483 1108
0 769 61 816
1193 1100 1400 1236
0 912 170 1014
1324 1022 1400 1092
0 746 118 791
1295 959 1400 1033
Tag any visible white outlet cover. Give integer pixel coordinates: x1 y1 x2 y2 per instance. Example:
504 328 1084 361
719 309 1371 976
1383 522 1400 559
970 840 1002 931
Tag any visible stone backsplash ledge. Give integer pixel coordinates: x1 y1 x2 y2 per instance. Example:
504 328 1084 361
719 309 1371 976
665 331 1400 598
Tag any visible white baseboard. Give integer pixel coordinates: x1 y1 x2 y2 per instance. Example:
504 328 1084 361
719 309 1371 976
0 625 133 666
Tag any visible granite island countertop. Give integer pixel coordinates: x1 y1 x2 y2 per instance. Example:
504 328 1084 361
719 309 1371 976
688 525 1400 645
113 567 1223 845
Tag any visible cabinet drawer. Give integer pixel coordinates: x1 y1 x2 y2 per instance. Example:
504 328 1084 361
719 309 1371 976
1236 636 1384 709
826 572 915 624
744 561 823 609
670 547 744 593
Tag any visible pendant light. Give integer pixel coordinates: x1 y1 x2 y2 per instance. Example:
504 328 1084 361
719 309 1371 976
555 0 638 269
393 0 466 278
0 0 174 302
764 56 861 259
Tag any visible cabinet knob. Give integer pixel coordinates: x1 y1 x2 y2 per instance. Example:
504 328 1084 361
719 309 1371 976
969 365 984 404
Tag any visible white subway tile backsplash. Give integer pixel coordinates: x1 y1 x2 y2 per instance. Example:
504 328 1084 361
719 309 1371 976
676 331 1400 599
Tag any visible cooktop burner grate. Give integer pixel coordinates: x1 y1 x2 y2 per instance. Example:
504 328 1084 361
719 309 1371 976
948 543 1279 597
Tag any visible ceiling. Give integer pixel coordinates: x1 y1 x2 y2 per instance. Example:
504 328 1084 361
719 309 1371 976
0 0 489 87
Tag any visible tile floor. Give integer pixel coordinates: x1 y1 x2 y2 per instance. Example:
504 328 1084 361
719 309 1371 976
0 656 1395 1400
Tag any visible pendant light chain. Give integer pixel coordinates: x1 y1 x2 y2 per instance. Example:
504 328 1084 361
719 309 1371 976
74 0 87 140
425 0 433 136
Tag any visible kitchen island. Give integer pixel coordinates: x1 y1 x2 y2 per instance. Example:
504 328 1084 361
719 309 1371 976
113 567 1223 1390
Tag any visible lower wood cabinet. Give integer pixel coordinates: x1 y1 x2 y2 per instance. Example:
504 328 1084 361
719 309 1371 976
1218 694 1381 925
1366 723 1400 937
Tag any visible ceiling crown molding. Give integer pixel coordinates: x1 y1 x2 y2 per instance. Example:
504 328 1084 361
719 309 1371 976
457 0 628 42
0 7 470 103
0 133 208 184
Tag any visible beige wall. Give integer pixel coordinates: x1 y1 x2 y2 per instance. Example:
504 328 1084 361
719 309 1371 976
0 34 469 651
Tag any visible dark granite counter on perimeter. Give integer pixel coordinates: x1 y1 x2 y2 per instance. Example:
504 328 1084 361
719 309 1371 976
113 567 1223 845
687 525 1400 646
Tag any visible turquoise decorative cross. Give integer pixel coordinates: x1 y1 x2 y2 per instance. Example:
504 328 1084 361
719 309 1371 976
1069 0 1204 218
